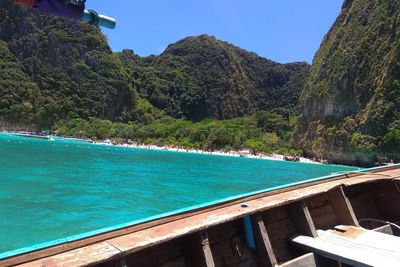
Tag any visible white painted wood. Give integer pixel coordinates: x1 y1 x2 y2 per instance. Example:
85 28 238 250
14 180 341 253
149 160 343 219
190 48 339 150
200 231 216 267
292 226 400 267
329 225 400 253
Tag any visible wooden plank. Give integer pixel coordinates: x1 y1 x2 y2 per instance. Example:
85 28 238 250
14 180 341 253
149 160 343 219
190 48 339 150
207 222 257 266
264 216 296 262
252 214 278 267
292 226 400 267
327 186 359 226
207 220 240 246
308 202 339 230
331 225 400 253
200 231 215 267
292 235 370 267
278 253 318 267
292 235 400 267
17 242 122 267
288 201 317 237
187 231 215 267
261 206 298 262
9 167 400 267
125 237 186 267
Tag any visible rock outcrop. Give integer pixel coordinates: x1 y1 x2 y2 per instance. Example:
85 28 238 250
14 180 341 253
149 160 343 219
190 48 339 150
294 0 400 165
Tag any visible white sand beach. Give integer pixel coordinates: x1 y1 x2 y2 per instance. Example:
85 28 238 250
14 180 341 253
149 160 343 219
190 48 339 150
92 141 322 164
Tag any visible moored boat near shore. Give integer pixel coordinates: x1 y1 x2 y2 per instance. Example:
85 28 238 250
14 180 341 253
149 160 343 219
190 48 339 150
2 164 400 267
15 132 52 140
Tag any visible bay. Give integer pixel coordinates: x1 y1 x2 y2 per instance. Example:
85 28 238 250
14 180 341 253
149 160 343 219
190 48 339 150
0 133 358 254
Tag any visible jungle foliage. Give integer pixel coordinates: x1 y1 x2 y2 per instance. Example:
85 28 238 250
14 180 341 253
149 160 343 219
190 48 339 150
0 0 137 129
56 108 302 155
118 35 309 120
294 0 400 164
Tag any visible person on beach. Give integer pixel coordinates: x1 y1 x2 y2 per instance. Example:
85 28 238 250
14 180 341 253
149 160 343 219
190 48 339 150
13 0 85 19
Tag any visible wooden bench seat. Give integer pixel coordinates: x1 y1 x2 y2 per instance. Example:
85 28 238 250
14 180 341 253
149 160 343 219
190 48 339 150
291 225 400 267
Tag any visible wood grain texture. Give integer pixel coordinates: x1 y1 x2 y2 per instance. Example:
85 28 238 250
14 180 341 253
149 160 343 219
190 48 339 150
292 226 400 267
278 253 318 267
288 201 317 238
252 214 278 267
327 186 359 226
17 242 121 267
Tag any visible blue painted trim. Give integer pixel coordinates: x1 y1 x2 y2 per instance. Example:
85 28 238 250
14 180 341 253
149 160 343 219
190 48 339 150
2 164 398 260
242 216 256 249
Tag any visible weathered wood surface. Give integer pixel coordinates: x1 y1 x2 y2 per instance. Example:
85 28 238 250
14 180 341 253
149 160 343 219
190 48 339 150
198 231 215 267
278 253 318 267
207 221 256 267
16 242 122 267
307 194 339 230
252 214 277 267
262 206 298 262
10 167 400 267
124 236 187 267
292 225 400 267
327 186 359 226
288 201 317 238
331 225 400 252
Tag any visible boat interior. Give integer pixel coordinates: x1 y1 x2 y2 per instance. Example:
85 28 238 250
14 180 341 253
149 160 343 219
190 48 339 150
4 166 400 267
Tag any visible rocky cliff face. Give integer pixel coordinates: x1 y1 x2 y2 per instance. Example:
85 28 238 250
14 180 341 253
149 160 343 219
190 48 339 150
120 35 309 120
294 0 400 165
0 0 136 128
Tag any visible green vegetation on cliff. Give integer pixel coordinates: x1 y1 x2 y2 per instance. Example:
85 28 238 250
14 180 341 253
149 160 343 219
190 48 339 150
56 108 302 155
294 0 400 165
119 35 309 120
0 0 136 128
0 1 308 154
0 1 308 127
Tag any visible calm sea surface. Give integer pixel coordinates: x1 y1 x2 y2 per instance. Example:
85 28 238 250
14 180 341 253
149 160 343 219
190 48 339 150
0 133 358 254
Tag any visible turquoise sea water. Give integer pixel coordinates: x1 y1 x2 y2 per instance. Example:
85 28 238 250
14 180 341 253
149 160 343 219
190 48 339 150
0 133 358 255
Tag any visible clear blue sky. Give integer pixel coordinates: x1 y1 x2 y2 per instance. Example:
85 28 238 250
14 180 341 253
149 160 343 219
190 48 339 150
87 0 343 63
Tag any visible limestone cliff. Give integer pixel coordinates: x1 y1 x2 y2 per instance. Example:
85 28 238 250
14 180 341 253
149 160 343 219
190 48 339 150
294 0 400 165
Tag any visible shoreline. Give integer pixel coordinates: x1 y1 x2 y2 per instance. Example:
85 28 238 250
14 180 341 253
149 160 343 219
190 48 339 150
1 131 322 164
95 141 322 164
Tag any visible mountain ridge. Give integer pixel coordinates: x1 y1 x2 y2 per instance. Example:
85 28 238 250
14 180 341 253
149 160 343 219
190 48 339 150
119 34 309 120
0 0 309 128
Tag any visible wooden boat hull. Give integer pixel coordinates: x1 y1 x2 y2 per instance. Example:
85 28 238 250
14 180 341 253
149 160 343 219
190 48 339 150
2 165 400 267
